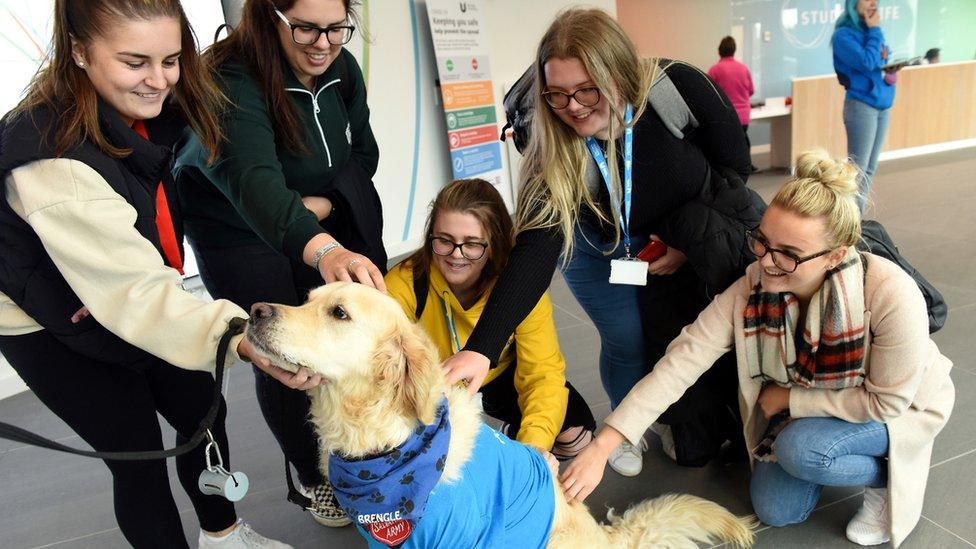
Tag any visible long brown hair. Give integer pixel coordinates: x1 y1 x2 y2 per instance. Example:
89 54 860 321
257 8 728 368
408 179 514 301
516 8 659 260
207 0 359 155
14 0 226 163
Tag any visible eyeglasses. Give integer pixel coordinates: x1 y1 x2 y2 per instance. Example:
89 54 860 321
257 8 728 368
541 87 601 109
746 229 833 273
429 237 488 260
273 8 355 46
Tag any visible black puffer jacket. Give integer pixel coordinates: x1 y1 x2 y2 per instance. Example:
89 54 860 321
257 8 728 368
657 164 765 298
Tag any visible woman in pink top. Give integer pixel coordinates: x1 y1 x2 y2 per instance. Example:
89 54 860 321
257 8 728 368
708 36 756 171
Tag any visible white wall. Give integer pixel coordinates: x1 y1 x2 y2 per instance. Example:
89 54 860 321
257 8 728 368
616 0 732 72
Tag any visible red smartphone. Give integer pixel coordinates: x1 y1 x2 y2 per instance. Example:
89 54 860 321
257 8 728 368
637 240 668 263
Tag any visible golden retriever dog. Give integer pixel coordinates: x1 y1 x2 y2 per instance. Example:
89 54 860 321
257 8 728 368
246 283 755 548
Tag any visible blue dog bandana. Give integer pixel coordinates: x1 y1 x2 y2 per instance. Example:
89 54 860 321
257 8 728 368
329 397 450 546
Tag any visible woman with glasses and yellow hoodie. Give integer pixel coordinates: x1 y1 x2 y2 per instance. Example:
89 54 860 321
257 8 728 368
385 179 596 459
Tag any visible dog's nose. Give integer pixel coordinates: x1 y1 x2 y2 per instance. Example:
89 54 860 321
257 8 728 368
250 302 276 321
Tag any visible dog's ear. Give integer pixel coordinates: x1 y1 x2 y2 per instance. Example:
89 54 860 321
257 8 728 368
373 318 444 425
397 320 444 425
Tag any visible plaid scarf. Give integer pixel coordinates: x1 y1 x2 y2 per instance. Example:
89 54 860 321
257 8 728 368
744 249 866 458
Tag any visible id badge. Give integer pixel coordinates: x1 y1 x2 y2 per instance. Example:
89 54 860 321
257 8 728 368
609 257 648 286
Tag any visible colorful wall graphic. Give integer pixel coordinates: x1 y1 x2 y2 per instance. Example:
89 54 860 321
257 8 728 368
425 0 505 195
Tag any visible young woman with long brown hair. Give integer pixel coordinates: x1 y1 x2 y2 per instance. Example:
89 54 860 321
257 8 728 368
0 1 303 546
174 0 383 526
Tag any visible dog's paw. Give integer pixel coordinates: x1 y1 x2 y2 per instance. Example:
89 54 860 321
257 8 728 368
368 491 385 504
384 449 402 465
358 470 380 481
397 497 415 514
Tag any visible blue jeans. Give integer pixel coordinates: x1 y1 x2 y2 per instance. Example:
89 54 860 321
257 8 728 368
843 97 891 213
750 417 889 527
560 222 648 409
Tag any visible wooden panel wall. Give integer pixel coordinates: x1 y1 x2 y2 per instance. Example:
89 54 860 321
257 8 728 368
790 61 976 164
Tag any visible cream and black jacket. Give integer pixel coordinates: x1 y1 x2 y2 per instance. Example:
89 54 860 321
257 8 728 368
0 104 245 371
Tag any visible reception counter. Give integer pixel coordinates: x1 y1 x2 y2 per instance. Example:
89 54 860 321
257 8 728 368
788 60 976 166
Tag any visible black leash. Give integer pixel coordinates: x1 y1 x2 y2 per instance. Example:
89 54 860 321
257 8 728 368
285 458 313 508
0 317 246 460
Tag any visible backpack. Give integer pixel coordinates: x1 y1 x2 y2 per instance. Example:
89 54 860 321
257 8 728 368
499 59 723 153
856 220 948 333
412 266 430 320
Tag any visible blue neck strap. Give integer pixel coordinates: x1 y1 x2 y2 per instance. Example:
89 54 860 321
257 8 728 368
440 297 461 354
584 104 634 255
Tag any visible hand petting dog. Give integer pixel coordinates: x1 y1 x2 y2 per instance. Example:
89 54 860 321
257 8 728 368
237 336 325 390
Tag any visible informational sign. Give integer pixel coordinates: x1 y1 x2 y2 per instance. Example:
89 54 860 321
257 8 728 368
425 0 504 189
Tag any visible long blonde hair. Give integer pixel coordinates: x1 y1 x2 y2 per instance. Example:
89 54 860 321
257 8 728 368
515 8 659 258
773 149 862 248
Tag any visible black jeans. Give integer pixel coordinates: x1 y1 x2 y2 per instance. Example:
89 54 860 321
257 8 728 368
479 359 597 443
0 330 236 548
192 241 325 487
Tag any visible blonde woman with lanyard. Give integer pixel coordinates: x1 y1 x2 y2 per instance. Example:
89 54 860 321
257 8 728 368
441 8 761 472
561 150 955 547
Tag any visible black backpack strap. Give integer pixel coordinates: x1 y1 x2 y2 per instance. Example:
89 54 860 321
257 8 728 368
213 23 233 44
411 263 430 321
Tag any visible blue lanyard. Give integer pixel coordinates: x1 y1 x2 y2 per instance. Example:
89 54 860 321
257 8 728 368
584 104 634 256
439 296 461 354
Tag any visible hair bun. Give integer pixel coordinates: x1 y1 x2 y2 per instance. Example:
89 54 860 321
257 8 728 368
793 149 859 198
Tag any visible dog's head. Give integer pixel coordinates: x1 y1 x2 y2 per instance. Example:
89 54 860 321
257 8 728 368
245 282 444 425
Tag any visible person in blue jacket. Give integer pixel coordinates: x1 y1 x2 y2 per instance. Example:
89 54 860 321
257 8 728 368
832 0 901 213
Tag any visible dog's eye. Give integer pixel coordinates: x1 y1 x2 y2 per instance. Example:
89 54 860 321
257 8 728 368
331 305 349 320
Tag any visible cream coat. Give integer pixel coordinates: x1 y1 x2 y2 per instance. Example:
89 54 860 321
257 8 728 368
605 253 955 547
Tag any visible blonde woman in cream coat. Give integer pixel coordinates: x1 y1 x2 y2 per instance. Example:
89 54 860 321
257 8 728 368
561 150 954 547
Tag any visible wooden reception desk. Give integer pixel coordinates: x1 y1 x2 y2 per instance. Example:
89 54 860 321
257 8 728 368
784 60 976 166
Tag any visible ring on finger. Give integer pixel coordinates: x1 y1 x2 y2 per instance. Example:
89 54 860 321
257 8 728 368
347 258 361 269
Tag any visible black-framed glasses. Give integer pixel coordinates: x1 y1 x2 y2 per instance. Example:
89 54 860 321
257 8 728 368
746 229 833 273
273 8 355 46
541 87 601 109
429 237 488 260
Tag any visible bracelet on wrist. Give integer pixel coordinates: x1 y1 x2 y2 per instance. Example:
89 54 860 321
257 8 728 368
311 241 343 269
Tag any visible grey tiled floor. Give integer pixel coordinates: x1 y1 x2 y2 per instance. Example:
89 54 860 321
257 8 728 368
1 149 975 548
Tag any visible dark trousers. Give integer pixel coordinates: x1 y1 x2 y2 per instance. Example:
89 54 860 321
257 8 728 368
0 330 236 548
192 241 325 487
639 265 743 467
743 124 751 150
479 359 597 443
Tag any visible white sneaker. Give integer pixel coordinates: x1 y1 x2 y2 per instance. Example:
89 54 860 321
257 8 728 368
846 487 891 546
198 520 293 549
649 422 676 461
608 438 647 477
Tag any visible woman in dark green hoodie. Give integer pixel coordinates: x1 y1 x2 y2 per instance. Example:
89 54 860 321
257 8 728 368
174 0 384 527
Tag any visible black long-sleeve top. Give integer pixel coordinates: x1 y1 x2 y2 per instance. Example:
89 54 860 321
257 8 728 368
465 62 751 363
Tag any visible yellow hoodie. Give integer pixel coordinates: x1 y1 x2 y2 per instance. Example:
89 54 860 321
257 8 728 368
385 260 569 450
